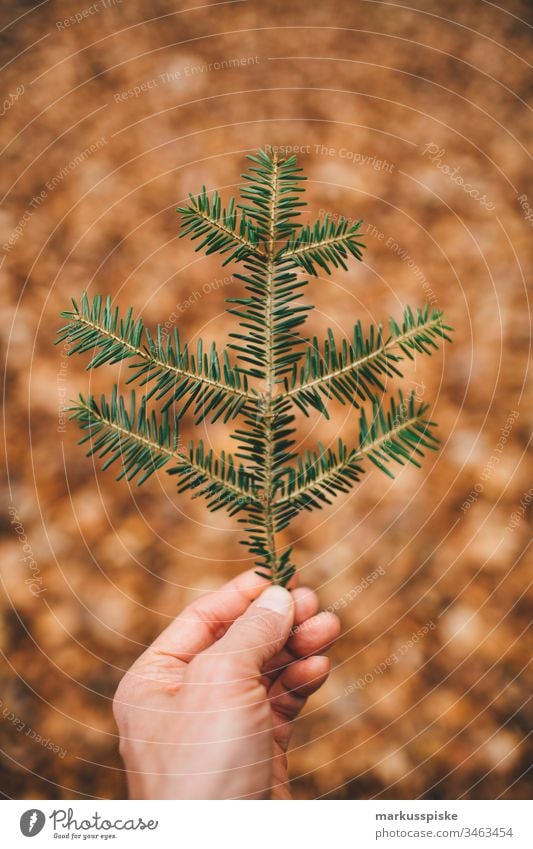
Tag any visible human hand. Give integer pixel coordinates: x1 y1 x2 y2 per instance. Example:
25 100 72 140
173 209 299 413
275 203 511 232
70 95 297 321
113 569 340 799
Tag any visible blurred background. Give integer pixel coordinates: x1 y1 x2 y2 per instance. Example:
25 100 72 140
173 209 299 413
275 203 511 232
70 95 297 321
1 0 531 800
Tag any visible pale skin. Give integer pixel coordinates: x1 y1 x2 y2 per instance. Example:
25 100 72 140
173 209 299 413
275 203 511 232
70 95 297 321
113 569 341 799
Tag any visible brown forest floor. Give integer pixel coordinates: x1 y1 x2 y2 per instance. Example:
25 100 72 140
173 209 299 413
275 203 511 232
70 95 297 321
0 0 532 799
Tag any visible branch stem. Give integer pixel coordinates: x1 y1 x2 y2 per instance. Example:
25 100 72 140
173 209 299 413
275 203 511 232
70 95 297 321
191 207 266 258
71 313 251 400
262 153 281 582
281 229 361 260
76 400 186 461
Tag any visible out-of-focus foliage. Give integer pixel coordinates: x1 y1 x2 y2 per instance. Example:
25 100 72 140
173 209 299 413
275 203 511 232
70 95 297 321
1 0 531 801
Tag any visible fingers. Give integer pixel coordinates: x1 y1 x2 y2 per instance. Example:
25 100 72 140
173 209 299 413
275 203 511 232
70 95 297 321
277 654 330 700
269 655 330 745
262 609 340 685
291 587 320 625
287 610 341 656
196 585 295 678
148 569 271 663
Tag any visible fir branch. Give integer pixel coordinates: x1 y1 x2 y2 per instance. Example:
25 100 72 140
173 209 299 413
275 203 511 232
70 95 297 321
57 294 252 423
273 390 438 512
226 256 311 379
227 152 313 381
178 188 264 264
273 439 364 521
69 388 183 485
284 306 451 416
231 151 307 583
167 440 260 515
61 148 452 587
239 150 306 246
280 215 366 275
356 390 439 478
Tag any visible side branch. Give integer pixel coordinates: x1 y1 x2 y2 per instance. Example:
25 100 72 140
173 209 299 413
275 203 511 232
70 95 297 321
274 391 440 510
58 294 254 423
355 391 439 477
279 216 365 275
273 440 363 512
283 307 452 416
178 189 265 264
70 390 184 485
167 440 261 515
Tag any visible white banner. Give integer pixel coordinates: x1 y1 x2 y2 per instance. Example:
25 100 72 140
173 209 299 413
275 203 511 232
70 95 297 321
2 799 532 848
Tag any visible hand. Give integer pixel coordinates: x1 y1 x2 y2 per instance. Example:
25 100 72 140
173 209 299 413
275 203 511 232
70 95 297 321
113 569 340 799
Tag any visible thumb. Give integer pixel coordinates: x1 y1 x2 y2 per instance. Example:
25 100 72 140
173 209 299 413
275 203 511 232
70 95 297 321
211 585 294 674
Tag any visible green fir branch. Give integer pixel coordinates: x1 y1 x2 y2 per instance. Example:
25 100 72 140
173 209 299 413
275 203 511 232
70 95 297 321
284 306 452 416
239 150 306 246
57 293 252 424
69 388 183 485
167 440 260 516
273 439 364 521
273 391 438 511
357 390 440 478
61 148 452 586
280 215 366 275
178 188 264 264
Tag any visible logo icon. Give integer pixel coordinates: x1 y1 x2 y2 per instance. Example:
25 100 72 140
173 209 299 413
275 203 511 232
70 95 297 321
20 810 46 837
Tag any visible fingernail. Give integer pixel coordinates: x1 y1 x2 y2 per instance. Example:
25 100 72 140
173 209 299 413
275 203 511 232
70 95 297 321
255 585 292 615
